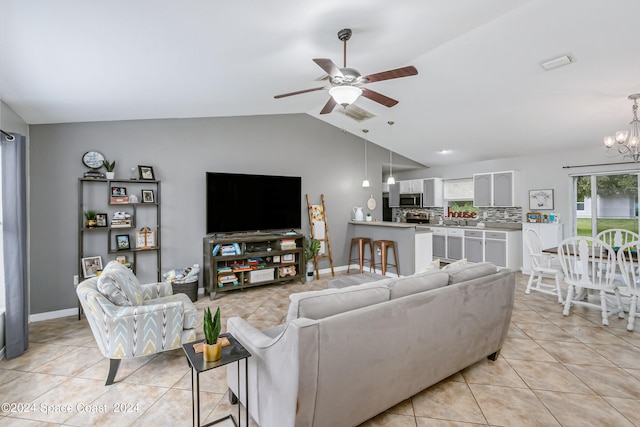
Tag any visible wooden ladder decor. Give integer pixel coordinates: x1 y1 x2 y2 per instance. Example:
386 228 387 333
306 194 335 278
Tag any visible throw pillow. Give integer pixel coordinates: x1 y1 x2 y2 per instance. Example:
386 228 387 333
442 258 468 270
388 270 449 299
446 262 498 285
97 261 144 306
418 259 440 273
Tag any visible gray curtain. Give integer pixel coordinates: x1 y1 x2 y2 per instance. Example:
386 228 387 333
2 132 28 359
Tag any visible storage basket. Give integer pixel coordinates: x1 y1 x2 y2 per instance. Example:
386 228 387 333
164 267 199 302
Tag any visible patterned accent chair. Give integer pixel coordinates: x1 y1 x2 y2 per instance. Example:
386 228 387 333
76 261 198 385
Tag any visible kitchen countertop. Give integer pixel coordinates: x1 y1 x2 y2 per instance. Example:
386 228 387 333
349 220 521 232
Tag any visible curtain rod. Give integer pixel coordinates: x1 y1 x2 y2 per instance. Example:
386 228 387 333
562 160 638 169
1 129 15 141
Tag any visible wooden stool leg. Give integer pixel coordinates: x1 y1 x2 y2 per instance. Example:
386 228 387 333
358 239 365 273
381 243 387 276
369 241 374 272
347 240 354 273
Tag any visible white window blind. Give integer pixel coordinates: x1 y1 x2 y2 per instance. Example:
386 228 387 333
444 178 473 200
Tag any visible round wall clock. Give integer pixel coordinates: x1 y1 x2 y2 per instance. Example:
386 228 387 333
82 151 105 169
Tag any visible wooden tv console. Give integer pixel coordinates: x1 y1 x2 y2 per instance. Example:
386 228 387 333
202 232 305 299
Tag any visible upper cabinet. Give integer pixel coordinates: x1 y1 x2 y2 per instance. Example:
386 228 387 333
388 182 400 207
473 171 519 207
399 179 423 194
422 178 443 207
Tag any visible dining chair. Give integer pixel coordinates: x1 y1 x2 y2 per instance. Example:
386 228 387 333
524 229 563 303
616 241 640 331
558 236 625 326
595 228 640 248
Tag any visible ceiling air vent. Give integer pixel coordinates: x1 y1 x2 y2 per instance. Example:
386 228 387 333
336 104 376 122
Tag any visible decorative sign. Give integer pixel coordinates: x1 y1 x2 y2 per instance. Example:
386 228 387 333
136 227 155 249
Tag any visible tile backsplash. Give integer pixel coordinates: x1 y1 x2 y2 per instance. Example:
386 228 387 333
395 206 523 223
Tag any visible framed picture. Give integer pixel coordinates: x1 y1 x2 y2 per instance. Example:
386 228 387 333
116 234 131 250
141 189 155 203
527 212 542 223
136 227 156 249
95 213 107 227
111 186 127 196
81 256 103 278
138 165 155 180
529 189 554 210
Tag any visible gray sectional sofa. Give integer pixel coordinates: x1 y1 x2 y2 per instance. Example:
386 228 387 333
227 262 515 427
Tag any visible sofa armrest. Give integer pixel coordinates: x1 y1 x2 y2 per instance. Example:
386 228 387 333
140 282 173 300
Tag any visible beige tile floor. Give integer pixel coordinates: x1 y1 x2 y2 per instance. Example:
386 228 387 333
1 272 640 426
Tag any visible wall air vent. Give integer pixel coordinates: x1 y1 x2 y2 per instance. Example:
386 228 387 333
336 104 376 122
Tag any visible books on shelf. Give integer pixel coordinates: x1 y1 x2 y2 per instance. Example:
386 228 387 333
110 195 129 204
280 238 297 250
110 220 132 228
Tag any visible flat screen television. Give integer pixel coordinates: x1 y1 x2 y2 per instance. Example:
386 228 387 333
206 172 302 234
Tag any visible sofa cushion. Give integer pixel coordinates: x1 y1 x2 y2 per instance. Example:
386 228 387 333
388 270 449 299
97 261 144 306
418 259 441 273
446 262 498 285
442 258 468 270
286 282 390 322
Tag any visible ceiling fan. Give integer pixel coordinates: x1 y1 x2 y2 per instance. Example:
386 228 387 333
274 28 418 114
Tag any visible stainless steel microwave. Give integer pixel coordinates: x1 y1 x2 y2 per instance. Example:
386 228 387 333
399 193 422 207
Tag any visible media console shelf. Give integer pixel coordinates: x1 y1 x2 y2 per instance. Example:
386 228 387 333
202 232 305 300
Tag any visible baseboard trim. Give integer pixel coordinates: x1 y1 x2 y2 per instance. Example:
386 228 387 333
30 308 78 323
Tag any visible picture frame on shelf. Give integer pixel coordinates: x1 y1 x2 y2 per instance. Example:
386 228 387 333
116 234 131 250
95 213 107 227
136 227 155 249
526 212 542 223
141 189 155 203
111 186 127 196
81 256 103 278
529 189 554 210
138 165 155 180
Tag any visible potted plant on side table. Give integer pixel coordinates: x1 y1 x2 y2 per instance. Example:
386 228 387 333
305 237 321 282
203 307 222 362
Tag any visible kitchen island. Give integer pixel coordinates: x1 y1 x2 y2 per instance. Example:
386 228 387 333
347 221 432 276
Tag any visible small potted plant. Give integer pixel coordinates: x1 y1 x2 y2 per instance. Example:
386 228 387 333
366 212 373 222
84 210 97 228
103 160 116 180
203 306 222 362
304 237 321 282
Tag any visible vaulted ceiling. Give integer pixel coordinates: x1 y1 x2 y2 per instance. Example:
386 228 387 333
1 0 639 166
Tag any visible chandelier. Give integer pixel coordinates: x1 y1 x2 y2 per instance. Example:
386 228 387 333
604 93 640 162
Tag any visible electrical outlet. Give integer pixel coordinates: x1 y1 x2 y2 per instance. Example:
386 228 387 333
73 275 79 286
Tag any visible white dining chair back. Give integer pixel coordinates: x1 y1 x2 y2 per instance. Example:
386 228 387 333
596 228 640 248
524 229 563 303
558 236 624 326
616 241 640 331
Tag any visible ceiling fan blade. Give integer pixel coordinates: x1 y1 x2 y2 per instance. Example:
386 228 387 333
319 97 337 115
313 58 344 78
361 66 418 84
274 86 326 99
361 88 399 108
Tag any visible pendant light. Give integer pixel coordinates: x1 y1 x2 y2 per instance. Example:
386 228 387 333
361 129 370 187
387 121 396 185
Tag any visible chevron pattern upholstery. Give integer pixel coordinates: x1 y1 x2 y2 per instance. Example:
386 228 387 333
77 261 197 385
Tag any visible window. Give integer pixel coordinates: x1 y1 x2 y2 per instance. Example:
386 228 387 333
444 179 478 217
573 172 639 236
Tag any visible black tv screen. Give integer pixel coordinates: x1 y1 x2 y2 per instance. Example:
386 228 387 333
206 172 302 234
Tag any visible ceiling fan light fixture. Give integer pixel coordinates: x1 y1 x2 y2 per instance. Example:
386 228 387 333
329 86 362 107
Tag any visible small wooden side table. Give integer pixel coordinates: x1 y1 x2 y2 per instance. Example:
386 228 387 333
182 333 251 427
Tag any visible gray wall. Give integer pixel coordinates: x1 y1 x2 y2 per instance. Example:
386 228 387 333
28 114 421 315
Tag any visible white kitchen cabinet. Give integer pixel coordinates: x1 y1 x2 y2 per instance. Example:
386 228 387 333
521 223 563 274
432 228 446 259
399 179 424 194
473 171 519 207
446 228 464 260
484 232 507 267
464 230 484 263
388 182 400 207
422 178 443 207
414 229 433 273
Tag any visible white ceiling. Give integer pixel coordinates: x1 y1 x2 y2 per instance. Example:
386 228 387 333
1 0 639 167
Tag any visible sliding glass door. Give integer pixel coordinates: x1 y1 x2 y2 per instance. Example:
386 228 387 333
574 173 639 236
